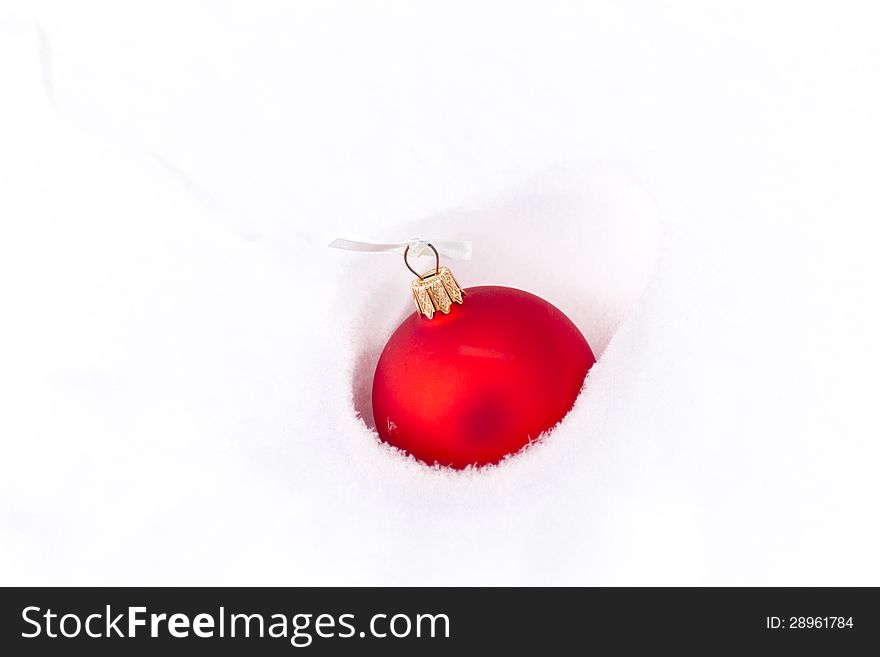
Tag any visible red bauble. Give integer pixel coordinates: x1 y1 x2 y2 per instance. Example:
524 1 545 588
372 286 595 468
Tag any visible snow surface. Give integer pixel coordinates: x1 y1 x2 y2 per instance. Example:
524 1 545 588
1 1 879 585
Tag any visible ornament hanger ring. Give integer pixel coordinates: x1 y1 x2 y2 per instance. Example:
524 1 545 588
403 242 440 280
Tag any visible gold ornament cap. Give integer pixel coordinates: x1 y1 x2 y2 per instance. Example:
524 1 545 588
404 243 465 319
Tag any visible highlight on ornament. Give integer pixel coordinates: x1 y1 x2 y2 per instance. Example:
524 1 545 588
330 237 596 469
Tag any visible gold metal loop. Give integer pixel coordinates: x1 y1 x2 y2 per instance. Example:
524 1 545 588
403 243 440 280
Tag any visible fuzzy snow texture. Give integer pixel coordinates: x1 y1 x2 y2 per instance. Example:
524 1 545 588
1 2 879 585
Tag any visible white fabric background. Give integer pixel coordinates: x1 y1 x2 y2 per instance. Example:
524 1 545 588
1 1 879 585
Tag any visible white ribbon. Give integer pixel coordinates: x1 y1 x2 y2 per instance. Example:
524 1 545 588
328 237 472 261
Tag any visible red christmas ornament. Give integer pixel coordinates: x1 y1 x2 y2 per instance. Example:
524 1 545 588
372 244 595 468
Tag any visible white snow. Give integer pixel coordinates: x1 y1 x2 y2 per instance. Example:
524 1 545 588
1 1 879 585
